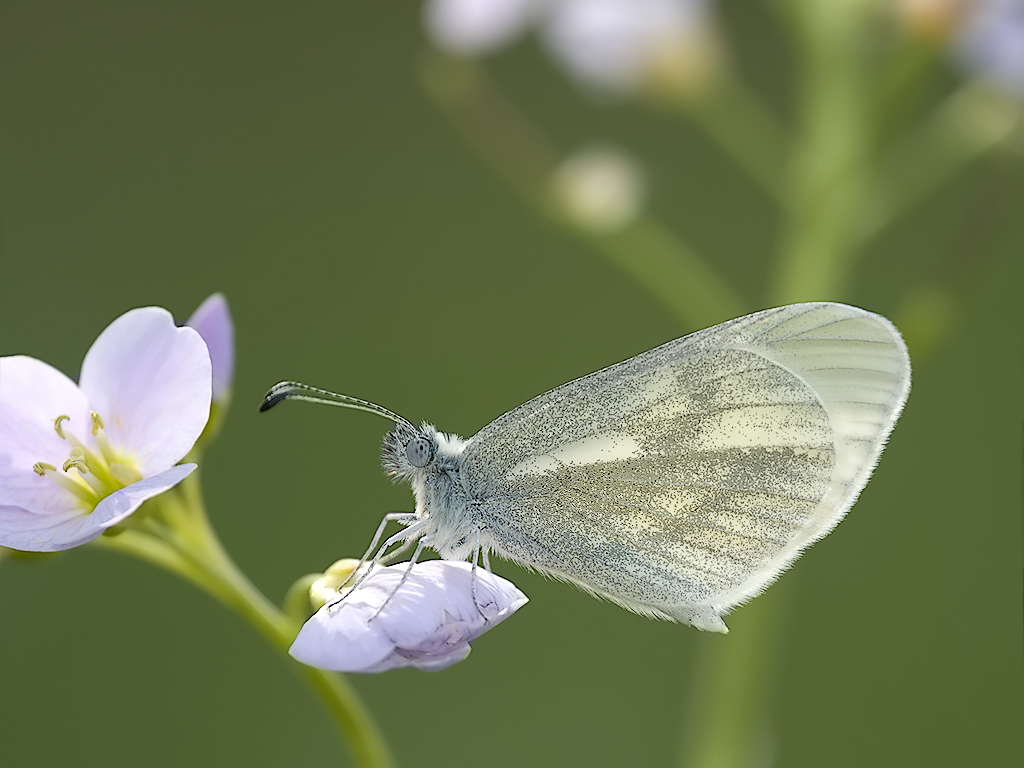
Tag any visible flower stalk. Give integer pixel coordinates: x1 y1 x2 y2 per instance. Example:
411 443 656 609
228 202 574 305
0 298 391 767
95 472 394 768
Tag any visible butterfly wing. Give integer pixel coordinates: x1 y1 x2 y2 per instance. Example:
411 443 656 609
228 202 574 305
459 303 910 632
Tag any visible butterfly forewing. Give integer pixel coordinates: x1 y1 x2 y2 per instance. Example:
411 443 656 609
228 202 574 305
460 303 910 631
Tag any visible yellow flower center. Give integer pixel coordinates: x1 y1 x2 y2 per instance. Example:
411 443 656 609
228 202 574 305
32 412 144 512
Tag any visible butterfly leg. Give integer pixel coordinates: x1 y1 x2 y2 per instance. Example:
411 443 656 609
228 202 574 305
338 511 418 590
336 515 429 604
470 529 495 622
357 512 417 566
369 536 431 621
379 536 417 564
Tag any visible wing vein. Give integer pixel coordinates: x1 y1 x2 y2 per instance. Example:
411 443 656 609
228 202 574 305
754 313 851 343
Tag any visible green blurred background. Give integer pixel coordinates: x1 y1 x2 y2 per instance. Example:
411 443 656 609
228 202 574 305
1 2 1021 766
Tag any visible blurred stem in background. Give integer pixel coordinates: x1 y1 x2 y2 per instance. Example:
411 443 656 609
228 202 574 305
770 0 872 305
674 70 790 204
864 83 1023 244
418 39 804 768
418 55 746 329
685 2 872 765
418 0 1021 765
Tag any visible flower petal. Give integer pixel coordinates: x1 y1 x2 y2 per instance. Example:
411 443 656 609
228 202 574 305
289 561 527 673
79 307 211 476
186 293 234 403
0 463 196 552
360 642 473 674
88 463 197 531
0 503 91 552
0 356 91 516
372 561 525 645
290 601 398 673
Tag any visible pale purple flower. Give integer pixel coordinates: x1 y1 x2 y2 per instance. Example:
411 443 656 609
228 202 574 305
290 560 528 673
542 0 711 93
186 293 234 404
0 308 212 551
424 0 714 94
955 0 1024 96
424 0 543 53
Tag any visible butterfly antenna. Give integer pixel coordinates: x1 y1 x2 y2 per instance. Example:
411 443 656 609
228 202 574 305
259 381 414 428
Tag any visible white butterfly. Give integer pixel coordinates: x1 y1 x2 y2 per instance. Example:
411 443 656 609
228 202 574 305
263 302 910 632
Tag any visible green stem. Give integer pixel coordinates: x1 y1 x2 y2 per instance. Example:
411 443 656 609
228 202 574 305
769 0 873 304
859 84 1023 244
285 574 325 624
681 3 874 766
894 152 1022 359
678 590 787 768
571 215 746 326
419 52 746 329
96 475 394 768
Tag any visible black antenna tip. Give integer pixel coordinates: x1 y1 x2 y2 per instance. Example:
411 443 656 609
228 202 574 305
259 389 289 413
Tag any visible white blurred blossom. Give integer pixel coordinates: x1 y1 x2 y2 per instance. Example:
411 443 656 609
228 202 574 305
551 144 646 231
290 560 527 673
424 0 544 53
424 0 717 94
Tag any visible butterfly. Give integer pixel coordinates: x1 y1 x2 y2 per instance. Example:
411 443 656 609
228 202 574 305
262 302 910 632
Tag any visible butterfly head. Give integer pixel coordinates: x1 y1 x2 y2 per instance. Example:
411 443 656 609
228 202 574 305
382 421 434 480
382 422 468 485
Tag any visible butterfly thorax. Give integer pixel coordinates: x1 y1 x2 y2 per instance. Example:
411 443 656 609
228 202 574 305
381 423 482 560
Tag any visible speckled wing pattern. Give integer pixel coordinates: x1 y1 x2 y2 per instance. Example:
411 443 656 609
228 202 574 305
459 303 910 632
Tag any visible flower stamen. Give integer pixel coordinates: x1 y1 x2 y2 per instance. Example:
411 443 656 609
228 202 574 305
32 462 99 506
62 448 89 474
42 414 132 495
90 411 117 463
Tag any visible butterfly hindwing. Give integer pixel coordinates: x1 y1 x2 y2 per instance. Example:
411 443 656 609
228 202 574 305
460 303 910 631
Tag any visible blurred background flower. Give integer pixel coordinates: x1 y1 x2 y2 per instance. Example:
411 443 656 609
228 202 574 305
550 144 646 231
955 0 1024 96
425 0 720 95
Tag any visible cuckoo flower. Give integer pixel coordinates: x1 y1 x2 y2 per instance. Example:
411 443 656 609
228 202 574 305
0 307 212 551
290 560 528 673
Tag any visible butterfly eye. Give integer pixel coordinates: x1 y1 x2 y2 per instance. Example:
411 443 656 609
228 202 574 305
405 436 433 468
